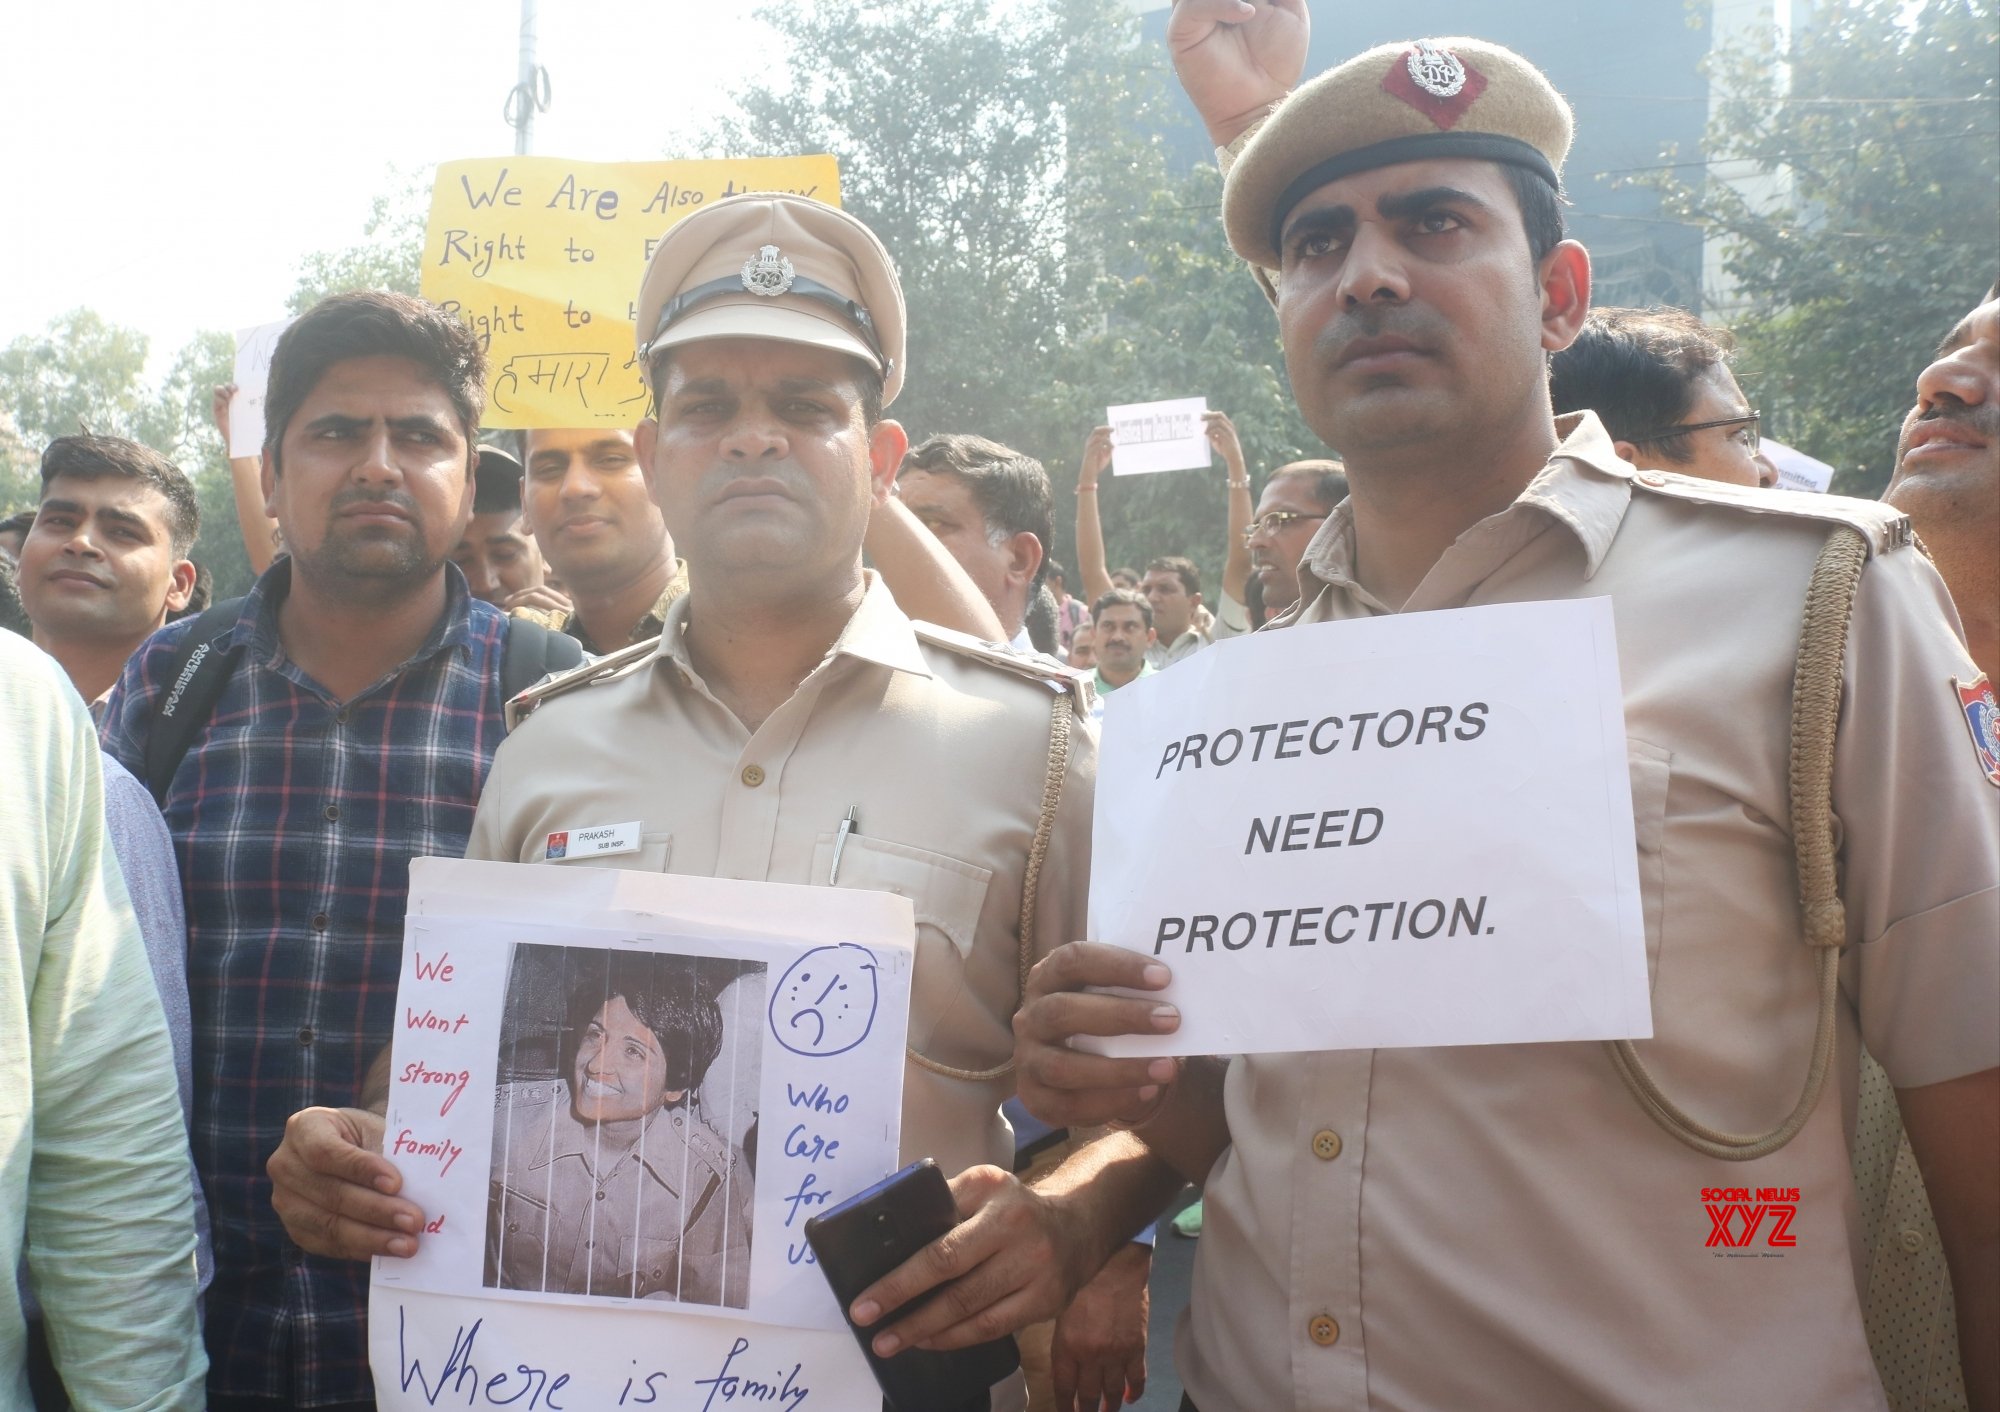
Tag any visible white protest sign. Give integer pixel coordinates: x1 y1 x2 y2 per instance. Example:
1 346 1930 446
371 858 914 1409
1084 598 1652 1058
1107 397 1209 476
229 318 296 458
1761 437 1835 494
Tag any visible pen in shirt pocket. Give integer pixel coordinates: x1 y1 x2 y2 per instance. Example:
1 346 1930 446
829 805 859 884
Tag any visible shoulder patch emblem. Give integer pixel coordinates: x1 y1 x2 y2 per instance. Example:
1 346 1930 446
1955 675 2000 786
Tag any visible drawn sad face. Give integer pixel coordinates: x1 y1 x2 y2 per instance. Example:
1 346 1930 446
769 944 880 1057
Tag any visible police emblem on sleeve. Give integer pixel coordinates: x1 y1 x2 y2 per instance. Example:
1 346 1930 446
740 245 796 297
1955 674 2000 786
1407 40 1468 98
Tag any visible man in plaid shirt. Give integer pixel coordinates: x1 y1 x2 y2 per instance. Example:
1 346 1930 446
102 292 511 1411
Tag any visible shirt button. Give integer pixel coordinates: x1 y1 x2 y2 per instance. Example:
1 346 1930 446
1309 1314 1340 1347
740 764 766 787
1637 472 1668 488
595 1190 606 1202
323 804 340 822
310 912 329 932
297 1027 315 1046
334 707 351 725
1900 1228 1924 1253
1311 1129 1343 1161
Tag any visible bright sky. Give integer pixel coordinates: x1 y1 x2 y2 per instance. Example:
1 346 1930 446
2 1 777 371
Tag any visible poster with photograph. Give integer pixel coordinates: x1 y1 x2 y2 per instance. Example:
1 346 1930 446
371 858 915 1408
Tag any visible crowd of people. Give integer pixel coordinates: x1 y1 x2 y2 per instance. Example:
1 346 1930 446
2 3 1994 1411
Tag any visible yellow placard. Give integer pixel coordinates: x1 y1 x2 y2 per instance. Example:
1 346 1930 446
420 155 842 429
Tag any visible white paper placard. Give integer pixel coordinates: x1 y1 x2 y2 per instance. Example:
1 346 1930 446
1083 598 1653 1058
1107 397 1209 476
1760 437 1835 494
229 318 296 457
370 858 914 1409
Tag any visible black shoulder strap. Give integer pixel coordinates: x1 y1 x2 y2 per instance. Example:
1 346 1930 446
499 616 586 725
145 597 248 806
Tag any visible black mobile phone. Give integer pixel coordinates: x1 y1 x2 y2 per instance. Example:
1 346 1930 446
804 1159 1020 1411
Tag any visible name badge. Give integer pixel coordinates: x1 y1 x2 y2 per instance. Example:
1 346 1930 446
544 821 643 862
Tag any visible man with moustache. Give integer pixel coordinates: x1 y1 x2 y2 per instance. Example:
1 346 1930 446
17 434 199 716
1011 7 1998 1410
513 422 1004 652
100 291 573 1411
1886 283 1998 680
509 425 684 651
1853 281 2000 1412
263 195 1180 1412
1088 589 1157 702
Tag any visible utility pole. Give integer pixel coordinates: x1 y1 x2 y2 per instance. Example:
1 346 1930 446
504 0 550 156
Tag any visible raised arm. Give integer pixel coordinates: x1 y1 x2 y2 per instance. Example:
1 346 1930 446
212 384 282 574
867 493 1006 640
1075 426 1115 607
1210 410 1256 608
1167 0 1310 147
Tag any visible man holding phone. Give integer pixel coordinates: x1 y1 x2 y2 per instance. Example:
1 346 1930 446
265 193 1181 1411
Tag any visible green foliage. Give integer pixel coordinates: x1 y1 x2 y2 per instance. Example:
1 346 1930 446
1643 0 1999 494
0 314 256 598
722 0 1313 590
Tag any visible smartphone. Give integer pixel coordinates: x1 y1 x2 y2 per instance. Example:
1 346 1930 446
804 1159 1020 1411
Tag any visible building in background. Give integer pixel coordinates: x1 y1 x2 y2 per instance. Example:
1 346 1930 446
1127 0 1807 314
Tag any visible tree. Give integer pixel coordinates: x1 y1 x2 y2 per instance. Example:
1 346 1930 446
1645 0 1998 495
0 313 251 597
717 0 1316 591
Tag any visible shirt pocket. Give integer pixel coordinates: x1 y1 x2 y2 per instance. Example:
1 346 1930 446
490 1182 553 1290
1627 738 1673 989
810 834 993 963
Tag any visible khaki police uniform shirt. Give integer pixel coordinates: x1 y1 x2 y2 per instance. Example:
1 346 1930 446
486 1079 752 1307
467 572 1095 1188
1178 414 2000 1412
512 561 690 654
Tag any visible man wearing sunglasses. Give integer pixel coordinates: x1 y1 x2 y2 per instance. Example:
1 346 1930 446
1551 306 1775 489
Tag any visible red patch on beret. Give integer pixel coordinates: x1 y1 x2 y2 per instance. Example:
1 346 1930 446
1382 48 1489 130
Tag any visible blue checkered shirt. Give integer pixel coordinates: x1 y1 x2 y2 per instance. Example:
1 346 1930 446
101 560 508 1406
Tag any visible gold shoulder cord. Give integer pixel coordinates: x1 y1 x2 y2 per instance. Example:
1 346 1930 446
908 690 1073 1082
1606 525 1868 1160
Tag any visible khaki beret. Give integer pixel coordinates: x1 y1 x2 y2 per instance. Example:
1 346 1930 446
635 193 907 406
1224 37 1574 269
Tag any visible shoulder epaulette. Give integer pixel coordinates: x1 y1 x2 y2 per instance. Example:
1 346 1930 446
508 603 568 632
1627 471 1915 558
504 635 660 731
909 620 1093 713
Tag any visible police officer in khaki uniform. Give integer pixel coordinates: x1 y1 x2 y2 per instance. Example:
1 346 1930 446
486 955 752 1306
1015 8 2000 1411
266 193 1182 1412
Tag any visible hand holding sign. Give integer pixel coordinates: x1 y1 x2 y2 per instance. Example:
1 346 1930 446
1082 598 1652 1059
1107 397 1211 476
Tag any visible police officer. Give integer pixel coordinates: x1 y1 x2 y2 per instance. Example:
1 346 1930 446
266 193 1180 1412
1015 7 1999 1411
486 954 751 1307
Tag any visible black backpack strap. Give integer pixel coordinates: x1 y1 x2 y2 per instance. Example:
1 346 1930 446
145 597 248 805
499 616 586 728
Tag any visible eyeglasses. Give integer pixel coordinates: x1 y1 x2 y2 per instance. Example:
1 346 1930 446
1628 411 1761 454
1242 509 1327 543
